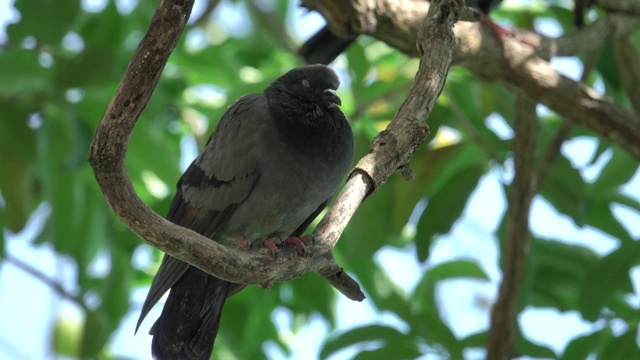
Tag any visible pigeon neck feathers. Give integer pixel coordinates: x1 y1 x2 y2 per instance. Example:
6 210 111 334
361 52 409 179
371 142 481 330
264 65 351 155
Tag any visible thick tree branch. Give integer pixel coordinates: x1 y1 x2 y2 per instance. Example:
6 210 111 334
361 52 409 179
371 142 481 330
320 0 462 242
316 0 461 258
487 95 537 360
302 0 640 160
88 0 462 302
596 0 640 15
87 0 364 301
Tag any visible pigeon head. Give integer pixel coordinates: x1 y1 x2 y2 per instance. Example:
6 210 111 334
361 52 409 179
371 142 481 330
271 64 342 108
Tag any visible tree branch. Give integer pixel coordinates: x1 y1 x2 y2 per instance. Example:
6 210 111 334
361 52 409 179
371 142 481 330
301 0 640 160
613 35 640 113
486 95 537 360
316 0 462 272
88 0 462 302
596 0 640 15
4 254 88 312
87 0 363 300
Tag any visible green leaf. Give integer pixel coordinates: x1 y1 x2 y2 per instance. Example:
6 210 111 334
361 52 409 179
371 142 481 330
407 261 486 359
343 258 412 322
561 327 613 360
516 336 557 359
391 141 488 243
81 310 110 357
415 163 485 262
597 41 622 90
7 0 80 45
57 1 127 88
597 327 640 360
461 331 486 349
589 148 638 195
539 154 587 225
583 199 633 244
411 260 488 316
220 285 281 358
0 109 36 232
424 260 490 282
352 344 422 360
320 325 411 359
609 193 640 213
411 312 464 359
347 43 370 87
578 241 640 321
527 238 599 311
0 49 53 96
278 272 336 328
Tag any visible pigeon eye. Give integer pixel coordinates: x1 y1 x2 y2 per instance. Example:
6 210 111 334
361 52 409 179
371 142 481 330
301 79 311 88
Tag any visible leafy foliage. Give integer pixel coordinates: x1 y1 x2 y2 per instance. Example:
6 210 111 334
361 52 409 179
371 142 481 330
0 0 639 359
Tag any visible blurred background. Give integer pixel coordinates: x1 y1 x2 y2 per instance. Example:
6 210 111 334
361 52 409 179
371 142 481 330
1 0 639 359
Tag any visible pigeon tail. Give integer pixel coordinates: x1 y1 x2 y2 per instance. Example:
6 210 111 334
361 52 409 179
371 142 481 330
150 267 230 360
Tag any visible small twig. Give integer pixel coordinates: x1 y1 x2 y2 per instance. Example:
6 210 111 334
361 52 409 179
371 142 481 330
613 35 640 113
5 254 88 311
443 87 501 161
188 0 221 29
486 94 538 360
536 121 571 189
245 0 297 53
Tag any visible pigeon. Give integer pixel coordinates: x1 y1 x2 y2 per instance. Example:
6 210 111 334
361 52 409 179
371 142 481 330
136 64 355 359
298 0 505 65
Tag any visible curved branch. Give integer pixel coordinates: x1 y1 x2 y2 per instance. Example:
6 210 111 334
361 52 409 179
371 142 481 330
87 0 363 300
302 0 640 160
88 0 462 302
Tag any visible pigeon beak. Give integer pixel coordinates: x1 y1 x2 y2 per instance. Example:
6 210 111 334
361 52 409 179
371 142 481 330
323 88 342 106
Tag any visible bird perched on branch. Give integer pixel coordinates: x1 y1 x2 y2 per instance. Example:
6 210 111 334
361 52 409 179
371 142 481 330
298 0 507 65
136 64 355 359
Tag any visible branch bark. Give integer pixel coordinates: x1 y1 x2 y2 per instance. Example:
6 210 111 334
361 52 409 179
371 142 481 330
302 0 640 160
486 95 537 360
89 0 462 302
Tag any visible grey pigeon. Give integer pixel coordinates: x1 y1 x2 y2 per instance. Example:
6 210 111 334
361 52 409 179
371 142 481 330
135 64 355 359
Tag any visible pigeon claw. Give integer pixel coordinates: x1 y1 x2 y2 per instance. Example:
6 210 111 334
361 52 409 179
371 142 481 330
283 236 307 254
237 237 250 250
263 238 279 256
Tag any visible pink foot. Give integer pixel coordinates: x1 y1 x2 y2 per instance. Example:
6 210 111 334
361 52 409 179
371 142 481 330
283 234 314 253
263 237 279 256
284 237 306 252
237 237 250 250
